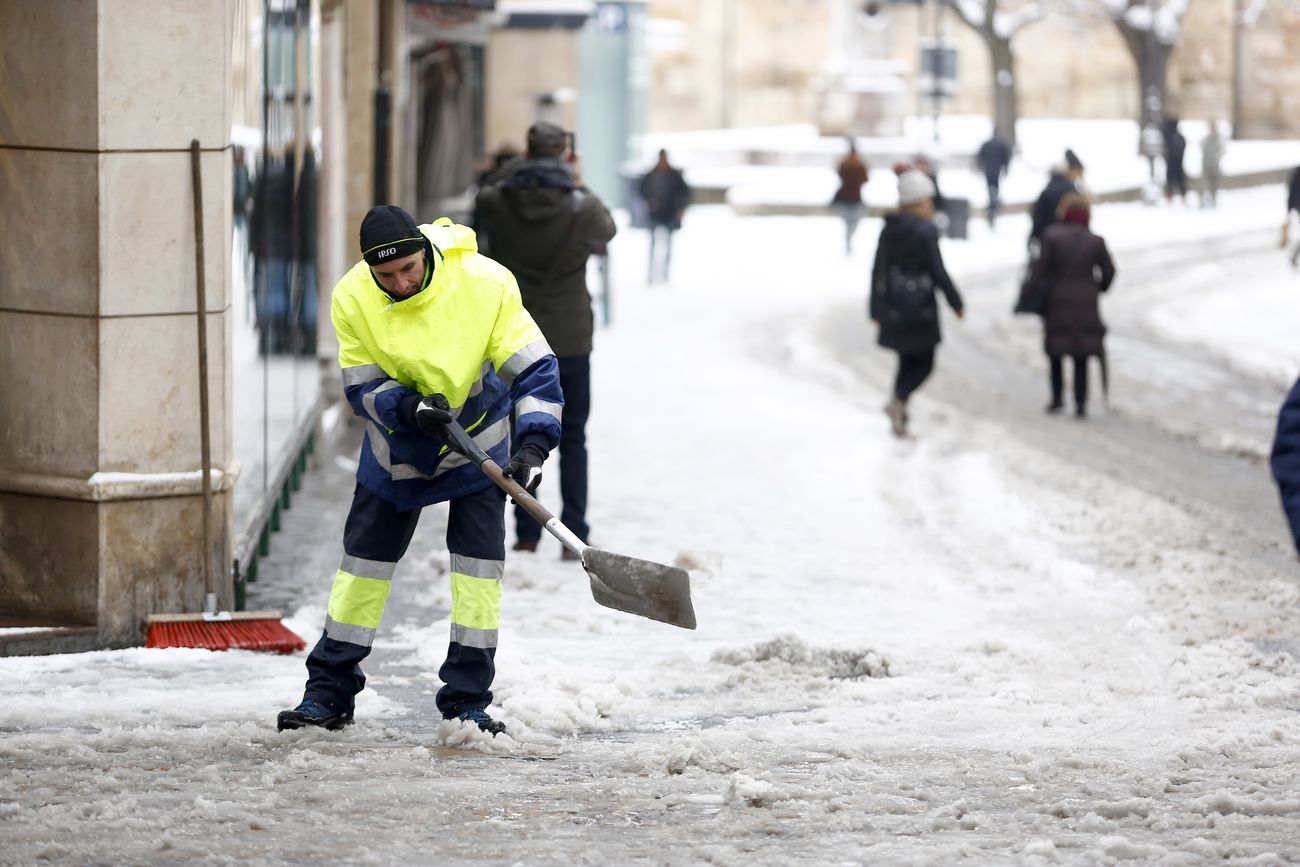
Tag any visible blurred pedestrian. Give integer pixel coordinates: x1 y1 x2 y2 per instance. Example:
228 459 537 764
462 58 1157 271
1287 166 1300 268
277 205 563 736
638 149 691 283
976 129 1012 227
476 121 616 558
232 146 252 231
1199 122 1224 208
1029 150 1083 254
294 148 320 355
1162 117 1188 205
250 154 297 354
1025 193 1116 418
831 138 870 253
1269 377 1300 556
869 170 965 438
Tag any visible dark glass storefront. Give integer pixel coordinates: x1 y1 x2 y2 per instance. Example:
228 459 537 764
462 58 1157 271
230 0 323 591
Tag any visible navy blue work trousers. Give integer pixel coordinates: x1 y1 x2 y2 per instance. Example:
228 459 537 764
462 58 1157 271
303 482 506 718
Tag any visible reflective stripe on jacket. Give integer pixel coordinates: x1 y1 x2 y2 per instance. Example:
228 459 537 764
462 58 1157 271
331 218 563 509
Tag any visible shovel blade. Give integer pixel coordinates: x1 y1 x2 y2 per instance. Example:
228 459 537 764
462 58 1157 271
581 547 697 630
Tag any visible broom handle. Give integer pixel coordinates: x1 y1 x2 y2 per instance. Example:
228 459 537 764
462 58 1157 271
191 139 215 610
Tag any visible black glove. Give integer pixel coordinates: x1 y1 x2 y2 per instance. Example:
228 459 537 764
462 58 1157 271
503 444 546 495
411 393 452 437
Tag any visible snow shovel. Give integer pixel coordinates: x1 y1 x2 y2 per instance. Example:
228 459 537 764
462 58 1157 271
440 418 696 630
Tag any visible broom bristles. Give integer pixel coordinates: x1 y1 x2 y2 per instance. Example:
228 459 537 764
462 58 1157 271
146 617 306 653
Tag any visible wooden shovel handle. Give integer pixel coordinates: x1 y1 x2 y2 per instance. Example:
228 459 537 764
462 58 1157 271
442 419 555 528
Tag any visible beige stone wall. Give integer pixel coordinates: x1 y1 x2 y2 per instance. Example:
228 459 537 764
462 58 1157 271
344 2 379 241
648 0 833 131
0 0 236 644
646 0 1300 137
1234 5 1300 138
727 0 832 127
1169 0 1232 122
485 28 581 154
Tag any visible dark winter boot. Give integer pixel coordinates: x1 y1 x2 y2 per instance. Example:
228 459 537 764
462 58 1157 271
884 399 907 438
277 699 354 732
455 708 507 736
1045 401 1064 414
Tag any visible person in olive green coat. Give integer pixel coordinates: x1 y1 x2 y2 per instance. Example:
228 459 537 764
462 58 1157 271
475 122 617 555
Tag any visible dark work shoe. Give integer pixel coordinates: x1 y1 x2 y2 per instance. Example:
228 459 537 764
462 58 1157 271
1045 401 1064 414
456 708 507 736
277 699 354 732
1075 406 1087 419
512 540 538 553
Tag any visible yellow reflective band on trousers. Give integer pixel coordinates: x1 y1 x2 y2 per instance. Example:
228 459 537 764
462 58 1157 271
327 570 393 630
450 571 501 632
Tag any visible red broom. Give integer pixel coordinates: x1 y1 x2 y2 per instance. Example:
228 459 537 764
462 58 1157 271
146 612 305 653
145 140 305 654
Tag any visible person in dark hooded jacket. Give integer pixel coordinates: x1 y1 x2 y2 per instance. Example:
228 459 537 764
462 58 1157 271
1026 192 1115 417
1162 116 1188 204
1029 150 1084 251
1270 378 1300 556
475 121 616 557
870 169 965 437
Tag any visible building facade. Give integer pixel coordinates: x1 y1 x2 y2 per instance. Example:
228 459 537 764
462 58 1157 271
646 0 1300 139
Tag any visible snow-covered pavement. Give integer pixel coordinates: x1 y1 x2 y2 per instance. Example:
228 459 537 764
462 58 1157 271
3 191 1300 866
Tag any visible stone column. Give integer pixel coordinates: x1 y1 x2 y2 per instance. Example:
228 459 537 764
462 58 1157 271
0 0 236 647
344 1 379 236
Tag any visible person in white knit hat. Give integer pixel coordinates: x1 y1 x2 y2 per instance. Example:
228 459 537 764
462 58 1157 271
868 169 965 437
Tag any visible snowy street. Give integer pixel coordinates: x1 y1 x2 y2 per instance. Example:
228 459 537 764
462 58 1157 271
4 193 1300 865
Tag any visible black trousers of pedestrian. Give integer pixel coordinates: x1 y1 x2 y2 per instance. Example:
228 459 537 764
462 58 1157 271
516 354 591 546
303 482 506 718
986 178 1001 225
648 223 675 283
894 349 935 402
1049 354 1088 410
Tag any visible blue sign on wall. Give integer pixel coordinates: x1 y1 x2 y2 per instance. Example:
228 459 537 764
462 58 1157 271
596 3 626 33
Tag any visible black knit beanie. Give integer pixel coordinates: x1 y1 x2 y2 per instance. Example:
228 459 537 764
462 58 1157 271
359 205 424 266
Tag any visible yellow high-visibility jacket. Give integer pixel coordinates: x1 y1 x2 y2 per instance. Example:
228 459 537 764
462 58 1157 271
331 218 563 509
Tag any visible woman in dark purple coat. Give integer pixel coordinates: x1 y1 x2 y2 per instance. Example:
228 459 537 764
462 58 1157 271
1026 193 1116 417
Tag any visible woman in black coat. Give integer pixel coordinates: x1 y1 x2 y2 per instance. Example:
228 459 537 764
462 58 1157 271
1026 192 1116 417
870 170 965 437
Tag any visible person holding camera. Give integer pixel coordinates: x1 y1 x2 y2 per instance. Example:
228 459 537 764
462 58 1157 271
476 122 616 557
869 170 965 438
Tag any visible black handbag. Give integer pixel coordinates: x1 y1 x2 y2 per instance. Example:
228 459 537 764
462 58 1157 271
886 267 936 322
1013 266 1049 316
